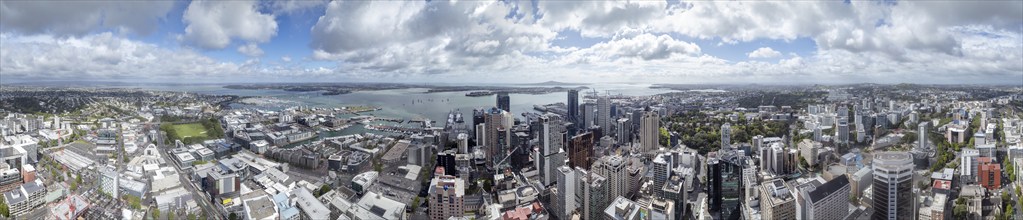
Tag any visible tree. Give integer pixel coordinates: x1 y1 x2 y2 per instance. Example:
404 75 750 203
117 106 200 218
166 210 175 220
954 204 968 218
316 184 331 197
152 209 160 219
229 212 238 220
0 196 9 217
187 213 197 220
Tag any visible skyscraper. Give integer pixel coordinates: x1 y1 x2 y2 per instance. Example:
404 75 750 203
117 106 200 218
640 110 660 151
759 179 796 220
582 102 596 128
721 123 731 149
597 96 611 137
707 157 722 214
581 171 608 220
872 151 914 220
594 155 628 201
918 122 928 149
568 130 597 169
568 89 579 127
616 118 632 144
484 107 513 167
554 166 577 220
496 92 510 112
537 113 566 186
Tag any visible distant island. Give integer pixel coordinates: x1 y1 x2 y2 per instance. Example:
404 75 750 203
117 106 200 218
223 83 588 96
518 81 589 86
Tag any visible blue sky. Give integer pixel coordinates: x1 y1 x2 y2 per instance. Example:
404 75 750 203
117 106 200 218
1 0 1021 84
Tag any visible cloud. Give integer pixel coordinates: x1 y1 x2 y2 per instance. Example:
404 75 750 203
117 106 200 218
281 56 292 62
309 1 556 76
182 0 278 49
0 1 174 36
748 47 781 59
237 43 264 57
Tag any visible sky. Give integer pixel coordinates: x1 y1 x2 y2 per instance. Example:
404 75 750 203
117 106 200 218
1 0 1022 85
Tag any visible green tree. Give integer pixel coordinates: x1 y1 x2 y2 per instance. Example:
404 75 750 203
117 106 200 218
166 210 175 220
187 213 197 220
152 209 160 219
659 127 670 147
229 212 238 220
0 195 9 217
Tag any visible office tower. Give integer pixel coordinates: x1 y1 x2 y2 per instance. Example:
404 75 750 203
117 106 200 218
837 118 849 144
597 96 611 136
721 123 731 149
496 92 510 112
813 125 822 142
978 157 1001 190
484 108 513 167
581 171 608 220
456 133 468 154
582 102 596 128
472 109 485 142
568 89 579 127
760 179 796 220
537 113 566 186
616 118 632 144
568 130 596 169
428 175 465 220
554 166 577 220
918 122 928 149
594 155 628 201
707 157 723 214
641 110 660 151
796 176 850 220
961 149 980 183
872 151 915 220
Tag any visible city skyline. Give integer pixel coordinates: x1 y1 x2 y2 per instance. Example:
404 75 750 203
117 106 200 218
2 1 1021 84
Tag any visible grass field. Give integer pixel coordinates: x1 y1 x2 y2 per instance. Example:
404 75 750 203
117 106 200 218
171 123 208 138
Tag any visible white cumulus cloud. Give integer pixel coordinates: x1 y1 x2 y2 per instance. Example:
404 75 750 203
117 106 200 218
748 47 782 59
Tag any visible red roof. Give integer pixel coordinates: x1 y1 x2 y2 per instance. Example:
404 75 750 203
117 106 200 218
933 180 952 190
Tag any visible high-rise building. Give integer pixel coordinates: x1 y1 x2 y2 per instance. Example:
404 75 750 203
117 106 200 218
640 110 660 151
554 166 577 220
918 122 929 149
568 90 579 127
652 153 672 194
872 151 915 220
837 117 849 144
582 102 596 128
597 96 611 137
759 179 796 220
496 92 510 112
961 149 980 184
568 130 597 169
721 123 731 149
484 108 513 167
456 133 469 154
537 113 566 186
616 118 632 144
796 176 850 220
707 157 723 214
581 171 608 220
428 174 465 220
594 155 629 201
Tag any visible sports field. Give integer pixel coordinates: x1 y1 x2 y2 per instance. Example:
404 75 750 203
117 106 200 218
171 123 208 138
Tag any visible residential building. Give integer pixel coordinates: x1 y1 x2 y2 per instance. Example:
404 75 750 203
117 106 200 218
428 175 465 220
640 110 659 151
